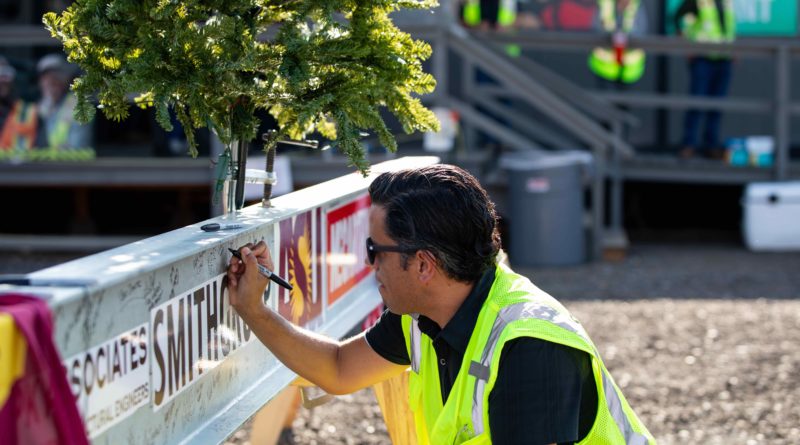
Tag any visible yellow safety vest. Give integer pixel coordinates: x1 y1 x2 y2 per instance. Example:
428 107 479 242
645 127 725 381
463 0 516 28
402 264 655 444
0 100 38 151
588 0 646 84
46 93 78 150
683 0 735 43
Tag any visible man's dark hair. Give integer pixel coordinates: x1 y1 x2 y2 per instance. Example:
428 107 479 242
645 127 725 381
368 164 501 283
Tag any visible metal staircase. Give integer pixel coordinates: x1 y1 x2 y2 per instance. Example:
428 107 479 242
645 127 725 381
394 2 800 258
397 7 637 259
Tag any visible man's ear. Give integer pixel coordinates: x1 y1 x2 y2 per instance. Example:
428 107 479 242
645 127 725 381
415 250 437 283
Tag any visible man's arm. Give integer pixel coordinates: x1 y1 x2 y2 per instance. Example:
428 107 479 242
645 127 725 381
228 242 407 395
489 339 595 445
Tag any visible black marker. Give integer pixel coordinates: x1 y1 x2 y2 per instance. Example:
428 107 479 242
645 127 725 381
202 223 244 232
228 248 293 291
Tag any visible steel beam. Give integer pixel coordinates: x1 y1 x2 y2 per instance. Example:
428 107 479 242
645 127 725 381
1 156 439 445
0 158 214 187
480 31 796 58
594 92 772 113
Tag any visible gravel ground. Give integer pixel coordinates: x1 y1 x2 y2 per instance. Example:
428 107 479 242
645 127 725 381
4 243 800 444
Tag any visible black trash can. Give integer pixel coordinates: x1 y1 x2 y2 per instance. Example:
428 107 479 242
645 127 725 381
499 150 592 267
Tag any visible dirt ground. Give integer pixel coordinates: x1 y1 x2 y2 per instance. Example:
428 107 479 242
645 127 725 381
222 244 800 445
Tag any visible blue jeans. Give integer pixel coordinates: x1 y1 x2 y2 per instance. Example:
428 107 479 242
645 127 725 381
681 57 732 151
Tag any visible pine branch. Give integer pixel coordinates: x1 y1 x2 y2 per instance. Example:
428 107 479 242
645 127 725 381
44 0 440 173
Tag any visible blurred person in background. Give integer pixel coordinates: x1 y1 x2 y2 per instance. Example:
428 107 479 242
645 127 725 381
675 0 736 160
461 0 521 57
0 55 42 151
461 0 517 31
588 0 647 88
37 53 92 150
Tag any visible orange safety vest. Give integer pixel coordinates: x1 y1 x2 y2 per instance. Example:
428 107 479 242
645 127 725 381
0 100 38 151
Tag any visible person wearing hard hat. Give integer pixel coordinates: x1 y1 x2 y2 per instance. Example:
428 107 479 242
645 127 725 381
37 54 92 150
0 56 42 151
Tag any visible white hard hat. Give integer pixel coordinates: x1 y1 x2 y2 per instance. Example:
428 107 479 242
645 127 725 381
37 53 73 76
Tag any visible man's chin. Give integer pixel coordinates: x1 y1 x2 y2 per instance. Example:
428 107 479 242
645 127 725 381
378 296 401 315
383 303 408 316
377 286 389 305
377 287 407 315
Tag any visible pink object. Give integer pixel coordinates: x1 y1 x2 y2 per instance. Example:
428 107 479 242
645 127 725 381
0 293 89 445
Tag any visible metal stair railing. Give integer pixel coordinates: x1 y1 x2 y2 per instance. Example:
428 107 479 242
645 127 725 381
483 31 800 182
443 95 545 151
456 30 641 242
495 42 640 130
446 24 635 156
434 23 635 259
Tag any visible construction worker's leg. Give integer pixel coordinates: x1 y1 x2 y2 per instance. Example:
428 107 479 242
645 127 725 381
702 59 733 151
682 57 712 154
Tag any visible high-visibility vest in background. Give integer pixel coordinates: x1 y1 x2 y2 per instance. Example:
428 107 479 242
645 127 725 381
401 264 655 444
683 0 736 43
0 100 38 150
45 93 78 150
463 0 521 58
463 0 517 28
588 0 646 84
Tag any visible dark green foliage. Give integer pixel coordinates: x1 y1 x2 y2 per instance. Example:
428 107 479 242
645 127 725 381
44 0 440 174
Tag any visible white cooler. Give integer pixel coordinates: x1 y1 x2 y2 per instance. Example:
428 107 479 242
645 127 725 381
743 181 800 251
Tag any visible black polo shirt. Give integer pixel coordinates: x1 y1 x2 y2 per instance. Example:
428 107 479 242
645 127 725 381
365 266 597 445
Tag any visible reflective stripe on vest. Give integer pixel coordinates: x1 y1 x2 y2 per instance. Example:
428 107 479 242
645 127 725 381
589 47 646 83
463 0 481 26
599 0 639 33
601 371 649 445
47 94 77 149
497 0 516 27
0 100 38 151
463 0 517 27
466 301 649 444
410 314 422 373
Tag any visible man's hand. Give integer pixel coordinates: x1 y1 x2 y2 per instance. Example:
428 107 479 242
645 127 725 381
227 240 273 316
224 240 408 396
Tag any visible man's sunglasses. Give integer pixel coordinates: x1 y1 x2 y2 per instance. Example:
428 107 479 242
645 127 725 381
366 237 419 265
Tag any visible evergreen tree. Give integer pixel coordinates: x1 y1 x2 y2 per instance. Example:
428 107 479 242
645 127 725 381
44 0 439 173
